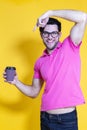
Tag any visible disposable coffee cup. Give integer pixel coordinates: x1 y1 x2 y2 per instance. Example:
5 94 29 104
5 66 16 81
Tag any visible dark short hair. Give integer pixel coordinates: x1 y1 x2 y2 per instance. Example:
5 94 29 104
39 17 61 33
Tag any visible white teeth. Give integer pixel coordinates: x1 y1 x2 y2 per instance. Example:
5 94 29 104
47 41 53 43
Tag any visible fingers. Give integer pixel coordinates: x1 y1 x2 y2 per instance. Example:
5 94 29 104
38 17 49 27
3 71 7 82
33 24 38 32
4 80 12 84
33 19 40 31
3 76 12 83
33 17 49 31
3 71 17 84
3 72 6 79
3 73 9 83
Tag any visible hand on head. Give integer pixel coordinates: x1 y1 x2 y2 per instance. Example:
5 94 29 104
33 12 50 31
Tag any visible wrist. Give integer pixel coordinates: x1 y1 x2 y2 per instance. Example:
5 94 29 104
47 10 53 17
15 79 20 86
13 77 20 86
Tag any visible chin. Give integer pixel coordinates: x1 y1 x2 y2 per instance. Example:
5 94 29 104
49 45 57 50
47 47 55 50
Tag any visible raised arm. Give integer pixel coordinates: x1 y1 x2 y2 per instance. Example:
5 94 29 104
37 10 87 45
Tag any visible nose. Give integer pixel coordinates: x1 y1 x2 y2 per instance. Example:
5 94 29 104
48 34 52 39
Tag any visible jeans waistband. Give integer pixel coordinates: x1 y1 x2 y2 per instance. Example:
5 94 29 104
41 109 77 119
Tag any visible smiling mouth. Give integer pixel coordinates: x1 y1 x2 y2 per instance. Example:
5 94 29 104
47 40 54 43
48 42 53 44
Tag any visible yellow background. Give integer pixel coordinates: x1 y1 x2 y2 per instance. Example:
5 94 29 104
0 0 87 130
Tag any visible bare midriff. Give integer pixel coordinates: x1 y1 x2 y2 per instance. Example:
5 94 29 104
46 107 76 114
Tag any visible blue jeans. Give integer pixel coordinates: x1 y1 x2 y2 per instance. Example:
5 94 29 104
40 109 78 130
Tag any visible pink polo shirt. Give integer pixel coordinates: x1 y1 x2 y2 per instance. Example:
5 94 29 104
33 36 85 111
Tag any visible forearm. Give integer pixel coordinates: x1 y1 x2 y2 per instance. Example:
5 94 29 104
46 10 87 23
14 80 37 98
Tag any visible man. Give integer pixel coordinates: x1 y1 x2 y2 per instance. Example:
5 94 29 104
4 10 87 130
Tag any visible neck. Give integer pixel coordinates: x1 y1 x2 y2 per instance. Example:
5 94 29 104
47 49 54 54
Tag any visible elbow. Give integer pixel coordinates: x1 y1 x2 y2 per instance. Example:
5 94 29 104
30 95 38 99
31 95 38 99
27 92 39 98
26 86 40 98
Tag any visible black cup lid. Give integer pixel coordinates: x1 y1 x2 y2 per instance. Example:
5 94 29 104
5 66 16 70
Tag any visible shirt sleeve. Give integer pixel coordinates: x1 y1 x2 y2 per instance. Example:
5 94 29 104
68 36 82 49
33 59 42 79
63 36 82 52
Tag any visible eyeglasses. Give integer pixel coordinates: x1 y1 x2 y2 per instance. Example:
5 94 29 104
42 31 59 38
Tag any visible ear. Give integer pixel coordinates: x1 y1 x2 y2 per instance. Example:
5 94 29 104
58 32 62 38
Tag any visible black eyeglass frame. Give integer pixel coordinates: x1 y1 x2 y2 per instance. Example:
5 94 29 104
42 31 59 38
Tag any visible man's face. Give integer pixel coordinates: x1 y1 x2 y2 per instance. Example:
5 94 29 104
41 24 61 51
